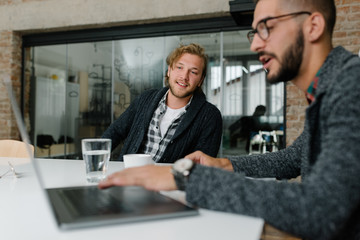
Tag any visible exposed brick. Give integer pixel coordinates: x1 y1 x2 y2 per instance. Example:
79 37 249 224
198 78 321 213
335 15 346 24
333 31 347 38
352 6 360 12
353 38 360 45
341 0 360 4
337 6 351 14
0 30 22 139
348 13 360 22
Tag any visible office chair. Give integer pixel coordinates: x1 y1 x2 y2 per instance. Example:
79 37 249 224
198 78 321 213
0 139 34 158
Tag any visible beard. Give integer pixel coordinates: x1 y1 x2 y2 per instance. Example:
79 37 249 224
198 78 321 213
265 28 305 84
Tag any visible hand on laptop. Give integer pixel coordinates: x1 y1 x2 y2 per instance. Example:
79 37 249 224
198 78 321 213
185 151 234 171
98 165 177 191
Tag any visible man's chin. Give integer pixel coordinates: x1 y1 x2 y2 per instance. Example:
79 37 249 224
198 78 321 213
266 77 282 84
266 70 294 84
265 71 281 84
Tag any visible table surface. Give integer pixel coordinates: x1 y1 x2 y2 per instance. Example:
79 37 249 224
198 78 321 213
0 157 264 240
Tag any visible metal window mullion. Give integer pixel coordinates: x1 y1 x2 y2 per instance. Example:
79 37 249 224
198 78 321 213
219 31 225 158
111 40 115 123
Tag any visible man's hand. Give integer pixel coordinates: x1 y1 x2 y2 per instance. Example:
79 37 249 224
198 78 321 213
98 165 178 191
185 151 234 171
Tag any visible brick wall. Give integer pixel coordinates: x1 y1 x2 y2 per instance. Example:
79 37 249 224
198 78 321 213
334 0 360 53
285 84 308 146
285 0 360 145
0 31 22 140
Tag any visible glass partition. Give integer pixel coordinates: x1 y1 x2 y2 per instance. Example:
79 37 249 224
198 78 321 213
26 30 284 159
68 41 113 158
31 44 67 158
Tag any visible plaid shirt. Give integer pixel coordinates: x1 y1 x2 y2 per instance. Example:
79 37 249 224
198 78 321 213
306 70 320 104
140 91 192 162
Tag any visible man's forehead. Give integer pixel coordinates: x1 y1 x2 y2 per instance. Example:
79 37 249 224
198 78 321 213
173 54 204 69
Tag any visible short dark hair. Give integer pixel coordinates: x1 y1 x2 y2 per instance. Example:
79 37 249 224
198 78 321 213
253 0 336 37
165 43 208 86
253 105 266 116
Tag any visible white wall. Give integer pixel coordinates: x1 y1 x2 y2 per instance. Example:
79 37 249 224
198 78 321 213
0 0 230 32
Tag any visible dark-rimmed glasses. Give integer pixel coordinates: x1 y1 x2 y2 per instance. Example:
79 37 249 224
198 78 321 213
0 162 18 179
247 11 312 43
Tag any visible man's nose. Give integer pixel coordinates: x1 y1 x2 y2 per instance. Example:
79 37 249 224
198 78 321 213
250 33 265 53
180 69 190 80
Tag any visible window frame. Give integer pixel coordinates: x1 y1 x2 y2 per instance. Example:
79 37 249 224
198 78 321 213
22 15 286 154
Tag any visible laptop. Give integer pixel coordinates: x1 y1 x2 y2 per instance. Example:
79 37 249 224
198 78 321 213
5 77 198 230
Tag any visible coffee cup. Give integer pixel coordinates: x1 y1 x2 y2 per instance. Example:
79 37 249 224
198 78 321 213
123 154 154 168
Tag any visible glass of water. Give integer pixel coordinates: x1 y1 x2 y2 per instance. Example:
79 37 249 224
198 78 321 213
81 138 111 183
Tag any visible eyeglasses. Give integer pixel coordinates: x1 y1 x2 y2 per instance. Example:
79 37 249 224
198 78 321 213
0 162 18 179
247 11 312 44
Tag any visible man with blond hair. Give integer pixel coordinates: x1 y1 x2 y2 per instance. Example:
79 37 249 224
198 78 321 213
103 43 222 163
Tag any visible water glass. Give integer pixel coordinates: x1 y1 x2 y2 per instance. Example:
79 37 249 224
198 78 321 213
81 138 111 183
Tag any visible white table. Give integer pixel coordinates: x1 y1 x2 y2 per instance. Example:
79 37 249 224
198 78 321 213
0 157 264 240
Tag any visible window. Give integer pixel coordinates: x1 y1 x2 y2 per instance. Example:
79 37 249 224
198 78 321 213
225 65 244 83
210 66 221 90
24 28 285 159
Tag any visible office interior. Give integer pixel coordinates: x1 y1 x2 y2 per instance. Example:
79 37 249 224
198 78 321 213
9 0 290 160
25 30 285 160
1 0 358 161
2 1 358 239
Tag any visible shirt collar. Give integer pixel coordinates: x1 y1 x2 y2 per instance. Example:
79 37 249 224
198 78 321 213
305 70 321 104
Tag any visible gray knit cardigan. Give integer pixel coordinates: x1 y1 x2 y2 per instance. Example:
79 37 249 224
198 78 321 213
185 47 360 240
103 87 223 163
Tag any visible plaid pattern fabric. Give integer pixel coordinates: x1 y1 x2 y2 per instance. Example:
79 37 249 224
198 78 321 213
141 91 191 162
306 70 321 104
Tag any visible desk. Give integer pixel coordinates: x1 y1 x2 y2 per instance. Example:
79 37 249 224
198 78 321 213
0 158 264 240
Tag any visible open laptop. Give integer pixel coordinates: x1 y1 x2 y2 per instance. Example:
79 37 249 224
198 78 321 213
5 77 198 230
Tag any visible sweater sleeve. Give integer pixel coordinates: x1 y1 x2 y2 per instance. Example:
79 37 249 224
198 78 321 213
228 132 304 179
102 94 141 151
187 143 360 240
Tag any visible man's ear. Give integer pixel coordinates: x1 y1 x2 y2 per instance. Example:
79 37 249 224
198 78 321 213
167 66 171 77
305 12 326 42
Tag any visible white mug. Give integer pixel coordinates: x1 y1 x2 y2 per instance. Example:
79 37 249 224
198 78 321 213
123 154 154 168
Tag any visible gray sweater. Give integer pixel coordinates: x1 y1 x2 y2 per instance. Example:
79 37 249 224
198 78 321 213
103 87 222 163
185 47 360 240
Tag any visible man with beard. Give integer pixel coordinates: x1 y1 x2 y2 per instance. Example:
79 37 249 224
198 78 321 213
99 0 360 239
102 43 222 163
